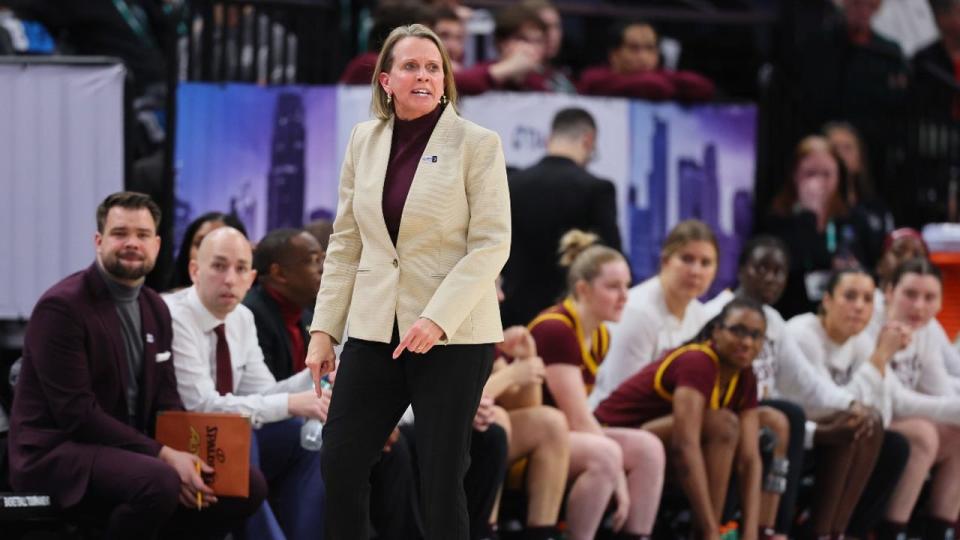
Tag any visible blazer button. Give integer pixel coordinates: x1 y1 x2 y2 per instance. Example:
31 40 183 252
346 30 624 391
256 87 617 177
392 259 399 268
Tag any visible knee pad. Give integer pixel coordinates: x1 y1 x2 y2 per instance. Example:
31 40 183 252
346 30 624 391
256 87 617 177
763 457 789 494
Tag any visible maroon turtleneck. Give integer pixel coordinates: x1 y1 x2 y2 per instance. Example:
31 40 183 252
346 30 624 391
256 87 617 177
382 104 444 244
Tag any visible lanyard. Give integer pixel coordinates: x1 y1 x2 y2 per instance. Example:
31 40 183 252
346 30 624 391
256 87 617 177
826 220 837 254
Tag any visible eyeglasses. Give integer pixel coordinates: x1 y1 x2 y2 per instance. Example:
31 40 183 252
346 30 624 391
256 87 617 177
721 324 765 341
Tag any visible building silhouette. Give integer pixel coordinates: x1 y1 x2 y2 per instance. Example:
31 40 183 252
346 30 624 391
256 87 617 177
266 92 306 230
629 115 752 294
630 117 669 281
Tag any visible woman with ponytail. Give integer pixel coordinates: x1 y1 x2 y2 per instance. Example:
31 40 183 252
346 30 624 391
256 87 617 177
528 230 665 540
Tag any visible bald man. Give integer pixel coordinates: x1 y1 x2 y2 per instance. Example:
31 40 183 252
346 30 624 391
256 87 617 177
164 227 327 540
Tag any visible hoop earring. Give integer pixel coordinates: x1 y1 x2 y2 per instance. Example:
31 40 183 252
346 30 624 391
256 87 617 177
386 93 392 105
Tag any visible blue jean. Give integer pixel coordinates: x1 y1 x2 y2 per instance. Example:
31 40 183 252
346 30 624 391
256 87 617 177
243 417 326 540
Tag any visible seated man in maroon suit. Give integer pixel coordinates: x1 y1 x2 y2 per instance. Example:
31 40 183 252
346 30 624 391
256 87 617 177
7 192 266 539
578 20 715 102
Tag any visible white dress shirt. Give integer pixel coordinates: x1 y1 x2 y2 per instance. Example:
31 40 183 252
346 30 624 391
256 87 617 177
164 287 312 428
590 276 708 409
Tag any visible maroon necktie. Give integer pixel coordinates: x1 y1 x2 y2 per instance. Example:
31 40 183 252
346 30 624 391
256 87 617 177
213 324 233 395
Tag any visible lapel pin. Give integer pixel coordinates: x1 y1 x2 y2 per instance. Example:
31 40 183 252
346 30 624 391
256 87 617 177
146 333 155 344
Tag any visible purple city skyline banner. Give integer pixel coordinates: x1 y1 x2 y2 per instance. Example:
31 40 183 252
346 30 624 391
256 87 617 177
174 85 756 294
628 102 757 296
174 83 338 250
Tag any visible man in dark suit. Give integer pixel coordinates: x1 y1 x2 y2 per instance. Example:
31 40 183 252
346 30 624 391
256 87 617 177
243 228 323 381
500 107 622 327
7 192 265 539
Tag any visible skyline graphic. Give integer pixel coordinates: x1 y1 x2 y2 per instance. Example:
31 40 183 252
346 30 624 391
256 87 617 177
173 83 337 249
174 85 757 287
266 92 306 230
628 103 756 296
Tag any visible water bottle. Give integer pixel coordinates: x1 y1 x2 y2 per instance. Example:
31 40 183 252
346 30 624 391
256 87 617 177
300 378 331 451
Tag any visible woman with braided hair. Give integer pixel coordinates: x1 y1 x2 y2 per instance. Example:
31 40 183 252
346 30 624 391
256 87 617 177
595 297 767 540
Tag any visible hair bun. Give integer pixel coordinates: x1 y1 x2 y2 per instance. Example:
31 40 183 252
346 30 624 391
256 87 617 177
558 229 599 267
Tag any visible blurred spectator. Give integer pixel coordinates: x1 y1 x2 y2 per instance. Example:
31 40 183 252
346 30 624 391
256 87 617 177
8 0 171 94
0 8 55 54
793 0 909 142
339 1 435 85
455 4 567 95
911 0 960 120
765 135 868 318
424 0 472 22
872 0 939 56
578 20 715 102
433 5 466 70
521 0 575 93
824 121 895 270
244 228 323 382
168 211 248 292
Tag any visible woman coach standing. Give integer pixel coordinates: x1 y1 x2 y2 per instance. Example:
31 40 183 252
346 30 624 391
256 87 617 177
305 24 511 540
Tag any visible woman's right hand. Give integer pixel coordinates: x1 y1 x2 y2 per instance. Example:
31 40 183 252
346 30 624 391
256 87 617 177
306 332 337 395
873 321 911 369
507 356 546 387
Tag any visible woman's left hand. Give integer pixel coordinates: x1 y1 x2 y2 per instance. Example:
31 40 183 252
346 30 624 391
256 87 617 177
393 318 445 358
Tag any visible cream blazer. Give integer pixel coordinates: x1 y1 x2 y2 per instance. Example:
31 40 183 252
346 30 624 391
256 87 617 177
310 105 511 345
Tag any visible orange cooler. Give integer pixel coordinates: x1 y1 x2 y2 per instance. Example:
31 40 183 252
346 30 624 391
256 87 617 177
931 252 960 342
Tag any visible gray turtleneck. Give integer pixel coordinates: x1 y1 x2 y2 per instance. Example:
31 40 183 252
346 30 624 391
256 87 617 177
97 263 144 425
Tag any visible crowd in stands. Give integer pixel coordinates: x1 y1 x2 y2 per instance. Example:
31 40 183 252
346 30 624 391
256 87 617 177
5 107 960 539
339 0 715 102
3 1 960 540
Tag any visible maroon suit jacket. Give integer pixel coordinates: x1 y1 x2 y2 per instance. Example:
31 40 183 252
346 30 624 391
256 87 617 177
8 263 183 507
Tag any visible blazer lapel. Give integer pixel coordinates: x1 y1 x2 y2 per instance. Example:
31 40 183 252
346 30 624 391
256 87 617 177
397 106 457 245
85 267 130 407
364 117 399 255
138 293 159 427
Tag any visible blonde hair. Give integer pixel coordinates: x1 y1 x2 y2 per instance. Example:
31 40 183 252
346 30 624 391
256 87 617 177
659 219 717 266
558 229 625 298
371 24 459 120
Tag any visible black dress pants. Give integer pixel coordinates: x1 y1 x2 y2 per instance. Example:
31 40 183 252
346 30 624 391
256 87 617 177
370 429 424 540
400 422 509 540
321 335 494 540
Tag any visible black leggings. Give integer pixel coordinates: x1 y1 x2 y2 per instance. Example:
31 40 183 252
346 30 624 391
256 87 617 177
321 335 494 540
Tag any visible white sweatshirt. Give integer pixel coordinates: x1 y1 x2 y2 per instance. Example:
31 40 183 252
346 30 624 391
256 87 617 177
870 290 960 394
787 313 960 427
590 276 708 409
